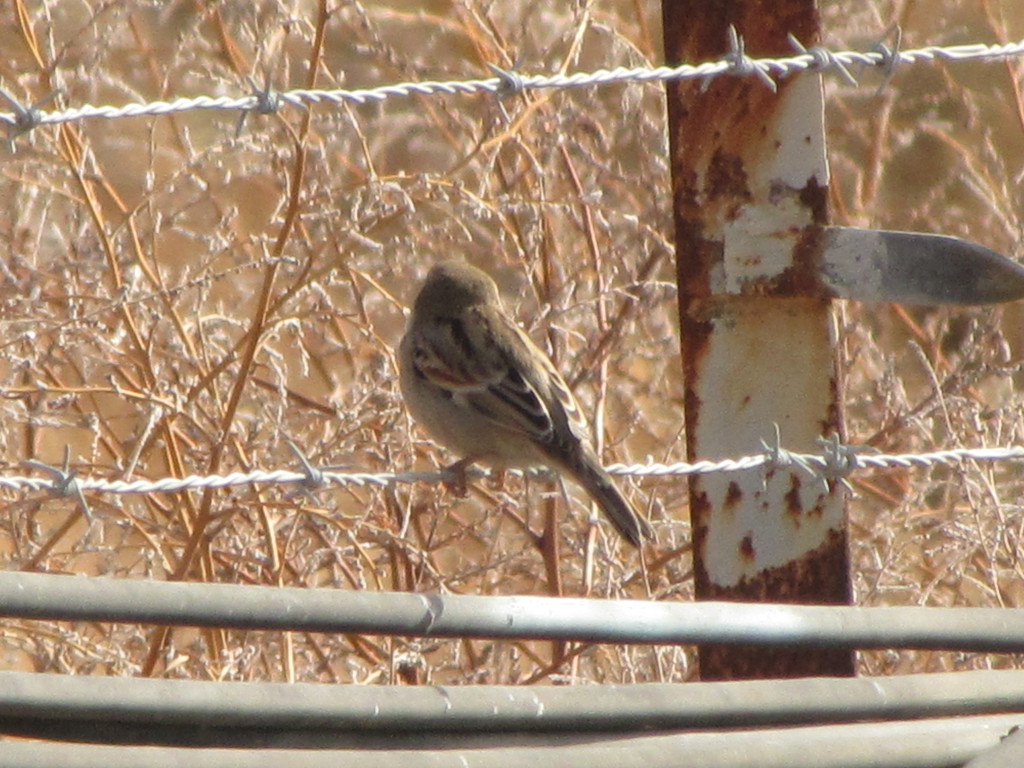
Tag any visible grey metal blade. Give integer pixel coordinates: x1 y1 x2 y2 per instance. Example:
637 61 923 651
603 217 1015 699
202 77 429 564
820 227 1024 305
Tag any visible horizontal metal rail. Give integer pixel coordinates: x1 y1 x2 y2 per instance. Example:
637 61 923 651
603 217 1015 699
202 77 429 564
1 669 1024 746
3 571 1024 651
0 713 1021 768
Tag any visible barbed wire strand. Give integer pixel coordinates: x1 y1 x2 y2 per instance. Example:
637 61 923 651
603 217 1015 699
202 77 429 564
4 444 1024 498
2 39 1023 132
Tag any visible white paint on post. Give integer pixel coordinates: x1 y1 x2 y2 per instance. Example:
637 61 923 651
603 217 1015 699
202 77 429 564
693 73 844 589
697 299 842 588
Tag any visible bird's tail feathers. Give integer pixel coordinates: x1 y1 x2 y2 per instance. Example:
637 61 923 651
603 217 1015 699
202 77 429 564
569 451 654 548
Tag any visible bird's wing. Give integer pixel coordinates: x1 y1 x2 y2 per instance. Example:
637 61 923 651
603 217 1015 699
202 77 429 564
409 306 587 446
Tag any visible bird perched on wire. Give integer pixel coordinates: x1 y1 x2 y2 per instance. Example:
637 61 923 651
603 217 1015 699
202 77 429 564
398 260 653 547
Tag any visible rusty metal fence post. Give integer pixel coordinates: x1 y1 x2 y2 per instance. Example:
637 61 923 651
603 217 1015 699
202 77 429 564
662 2 853 679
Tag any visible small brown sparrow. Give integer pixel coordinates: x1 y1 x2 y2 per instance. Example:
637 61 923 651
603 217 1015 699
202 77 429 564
398 260 653 547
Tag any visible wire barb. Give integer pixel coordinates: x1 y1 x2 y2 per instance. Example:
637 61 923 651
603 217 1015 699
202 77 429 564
787 34 858 86
815 433 865 492
486 62 527 124
235 72 282 137
723 26 777 92
21 446 93 523
486 62 527 98
871 26 903 95
0 87 61 150
285 439 325 502
759 424 819 490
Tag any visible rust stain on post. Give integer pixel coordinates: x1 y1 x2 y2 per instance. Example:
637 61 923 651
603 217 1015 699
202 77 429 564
699 532 852 680
663 0 853 679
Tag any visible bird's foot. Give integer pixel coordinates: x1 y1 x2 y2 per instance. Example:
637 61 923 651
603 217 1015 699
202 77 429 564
488 468 506 491
442 457 474 498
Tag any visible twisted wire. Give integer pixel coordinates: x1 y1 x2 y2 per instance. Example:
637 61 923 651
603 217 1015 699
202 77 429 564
4 445 1024 498
2 40 1022 130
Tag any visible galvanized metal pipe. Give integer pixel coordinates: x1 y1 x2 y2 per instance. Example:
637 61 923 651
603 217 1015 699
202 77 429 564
0 669 1023 739
3 571 1024 651
0 713 1020 768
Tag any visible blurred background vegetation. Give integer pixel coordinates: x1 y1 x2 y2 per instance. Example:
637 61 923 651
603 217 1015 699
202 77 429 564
0 0 1022 684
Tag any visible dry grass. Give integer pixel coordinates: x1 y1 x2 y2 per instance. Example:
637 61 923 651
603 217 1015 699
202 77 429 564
0 0 1022 687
